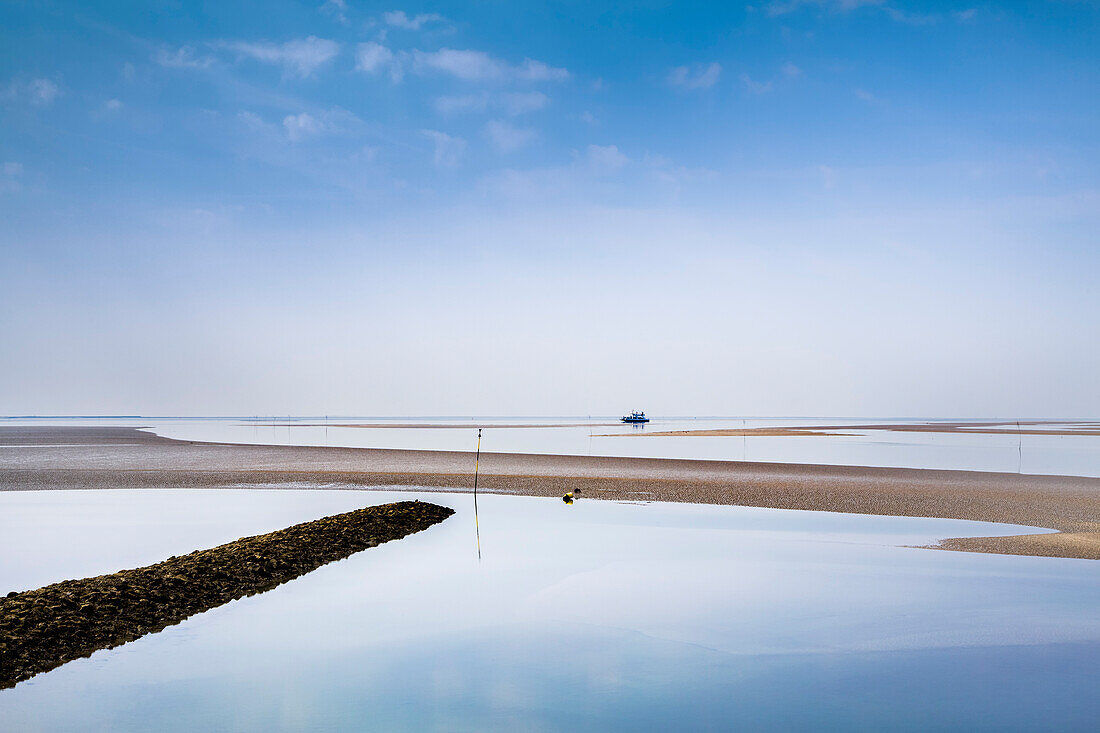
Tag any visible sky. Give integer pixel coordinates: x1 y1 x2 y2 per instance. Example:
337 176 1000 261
1 0 1098 417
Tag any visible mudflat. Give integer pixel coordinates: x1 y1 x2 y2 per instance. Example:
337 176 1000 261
2 426 1098 560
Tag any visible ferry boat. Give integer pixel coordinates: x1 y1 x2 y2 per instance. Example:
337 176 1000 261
621 410 650 423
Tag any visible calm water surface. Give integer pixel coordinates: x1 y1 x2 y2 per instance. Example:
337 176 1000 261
1 489 1097 731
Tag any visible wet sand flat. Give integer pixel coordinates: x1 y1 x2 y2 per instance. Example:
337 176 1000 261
2 427 1098 560
261 422 624 429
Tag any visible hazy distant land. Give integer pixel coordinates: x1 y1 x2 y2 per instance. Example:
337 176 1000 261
597 420 1100 438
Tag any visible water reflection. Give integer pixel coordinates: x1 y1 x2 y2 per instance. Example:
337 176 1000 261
1 489 1097 731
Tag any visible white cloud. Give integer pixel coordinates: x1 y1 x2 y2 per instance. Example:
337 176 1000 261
781 62 802 77
241 108 364 142
321 0 349 24
3 161 23 176
953 8 977 21
29 78 61 105
238 111 267 129
485 119 537 153
0 77 60 107
355 42 404 81
283 112 322 141
355 46 567 85
222 37 340 77
355 42 393 72
740 73 773 94
104 98 123 111
667 62 721 90
383 10 445 30
155 46 214 69
586 144 628 176
421 129 466 166
883 7 939 24
854 88 876 102
514 59 569 82
412 48 568 82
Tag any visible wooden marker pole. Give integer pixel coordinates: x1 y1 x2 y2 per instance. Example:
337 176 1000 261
473 428 482 560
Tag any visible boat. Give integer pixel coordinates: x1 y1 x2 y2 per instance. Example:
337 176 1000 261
621 410 650 423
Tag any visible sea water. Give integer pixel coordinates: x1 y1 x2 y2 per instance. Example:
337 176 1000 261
1 489 1097 731
5 415 1099 477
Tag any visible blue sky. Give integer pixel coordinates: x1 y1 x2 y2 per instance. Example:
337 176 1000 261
1 1 1098 416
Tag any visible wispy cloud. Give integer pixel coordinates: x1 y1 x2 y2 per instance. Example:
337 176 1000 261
642 153 719 190
3 78 63 106
433 93 488 114
240 107 364 143
485 119 537 153
355 41 404 81
766 0 884 16
739 73 773 94
883 7 939 24
283 112 323 141
667 62 722 90
353 44 568 85
221 37 340 78
28 78 61 105
500 91 549 115
434 91 548 116
155 46 215 69
320 0 349 24
780 62 802 77
586 144 629 176
383 10 445 30
765 0 966 24
421 129 466 166
412 48 568 83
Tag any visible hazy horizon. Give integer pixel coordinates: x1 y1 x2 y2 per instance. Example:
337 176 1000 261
2 1 1097 417
2 414 1096 421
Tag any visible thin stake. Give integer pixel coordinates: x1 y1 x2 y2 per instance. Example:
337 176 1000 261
1017 420 1023 473
473 428 482 560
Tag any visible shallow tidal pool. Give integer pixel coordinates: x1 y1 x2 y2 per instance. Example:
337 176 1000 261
1 489 1098 731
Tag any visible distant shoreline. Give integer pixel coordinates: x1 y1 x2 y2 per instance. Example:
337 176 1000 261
595 420 1100 438
2 426 1098 560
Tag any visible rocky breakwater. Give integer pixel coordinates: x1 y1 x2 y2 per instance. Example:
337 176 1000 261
0 500 454 689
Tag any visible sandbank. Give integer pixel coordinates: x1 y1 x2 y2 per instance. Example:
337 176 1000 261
2 427 1098 560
